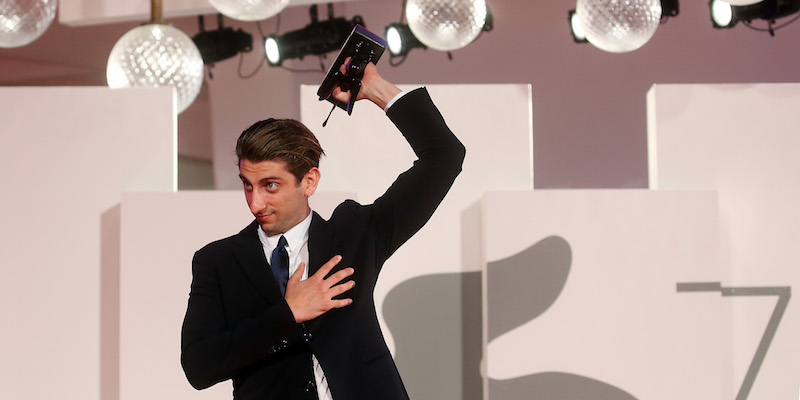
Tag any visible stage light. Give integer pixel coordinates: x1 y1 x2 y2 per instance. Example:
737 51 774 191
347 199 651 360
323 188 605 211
262 4 363 66
711 0 735 26
192 14 253 66
385 23 426 57
568 9 588 43
386 24 402 55
106 0 204 114
575 0 663 53
406 0 489 51
264 35 280 65
208 0 289 22
709 0 800 33
0 0 57 48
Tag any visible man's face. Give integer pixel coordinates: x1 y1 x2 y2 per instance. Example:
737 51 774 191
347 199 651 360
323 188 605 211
239 159 319 236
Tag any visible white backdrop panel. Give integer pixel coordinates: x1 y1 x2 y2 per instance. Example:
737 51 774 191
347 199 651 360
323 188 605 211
301 83 533 339
0 87 175 400
481 190 731 400
301 84 532 400
648 83 800 399
119 191 353 400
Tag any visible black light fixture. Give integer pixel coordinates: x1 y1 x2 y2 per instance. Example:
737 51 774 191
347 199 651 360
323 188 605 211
661 0 680 20
385 23 426 57
710 0 800 34
264 4 364 66
192 14 253 66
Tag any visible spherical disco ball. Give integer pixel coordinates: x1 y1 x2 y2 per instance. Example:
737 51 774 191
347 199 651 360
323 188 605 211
576 0 662 53
0 0 57 48
406 0 487 52
107 24 204 114
208 0 289 22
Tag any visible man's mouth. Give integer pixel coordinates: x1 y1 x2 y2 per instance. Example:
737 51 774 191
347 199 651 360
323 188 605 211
256 212 274 222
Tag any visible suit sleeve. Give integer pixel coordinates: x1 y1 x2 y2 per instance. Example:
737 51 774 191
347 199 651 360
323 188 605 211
372 87 466 262
180 247 306 390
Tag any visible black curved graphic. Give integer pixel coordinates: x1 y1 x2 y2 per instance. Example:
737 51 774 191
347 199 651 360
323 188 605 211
487 236 571 342
491 372 637 400
384 236 638 400
677 282 791 400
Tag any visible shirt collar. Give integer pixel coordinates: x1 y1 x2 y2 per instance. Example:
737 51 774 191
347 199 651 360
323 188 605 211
257 211 312 253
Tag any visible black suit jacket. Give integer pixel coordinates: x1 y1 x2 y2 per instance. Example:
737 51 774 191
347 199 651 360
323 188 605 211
181 88 466 400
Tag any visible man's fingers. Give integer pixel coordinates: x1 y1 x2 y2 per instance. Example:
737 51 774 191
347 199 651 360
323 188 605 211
332 86 351 104
328 298 353 309
338 57 352 74
313 255 342 279
331 58 353 102
289 262 306 283
325 267 354 286
330 280 355 297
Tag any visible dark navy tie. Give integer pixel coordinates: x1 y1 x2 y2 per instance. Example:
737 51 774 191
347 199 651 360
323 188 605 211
270 235 289 295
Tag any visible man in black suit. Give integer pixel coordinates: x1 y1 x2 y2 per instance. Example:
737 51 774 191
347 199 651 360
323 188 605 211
181 63 465 400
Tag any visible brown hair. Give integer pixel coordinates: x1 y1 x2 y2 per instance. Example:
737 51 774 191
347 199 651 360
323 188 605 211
235 118 325 184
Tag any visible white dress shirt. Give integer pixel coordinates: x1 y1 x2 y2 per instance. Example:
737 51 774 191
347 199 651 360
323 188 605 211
257 211 332 400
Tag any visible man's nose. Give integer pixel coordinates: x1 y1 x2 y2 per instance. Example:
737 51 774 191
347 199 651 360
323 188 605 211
250 191 267 213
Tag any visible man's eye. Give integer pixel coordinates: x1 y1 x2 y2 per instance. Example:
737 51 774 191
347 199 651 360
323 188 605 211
267 182 278 190
242 182 252 190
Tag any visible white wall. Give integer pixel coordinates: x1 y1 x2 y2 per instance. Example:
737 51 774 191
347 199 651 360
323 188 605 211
6 81 799 400
300 82 533 342
480 190 731 400
299 83 532 400
0 87 175 400
648 83 800 399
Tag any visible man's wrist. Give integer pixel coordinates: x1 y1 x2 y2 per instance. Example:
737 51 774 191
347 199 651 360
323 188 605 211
368 78 402 111
383 90 406 112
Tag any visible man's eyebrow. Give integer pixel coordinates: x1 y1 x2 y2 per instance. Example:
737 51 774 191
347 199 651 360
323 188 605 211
239 174 285 185
258 176 284 184
239 175 284 183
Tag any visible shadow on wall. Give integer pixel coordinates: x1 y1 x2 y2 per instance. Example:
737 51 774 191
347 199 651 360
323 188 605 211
384 236 637 400
100 205 121 400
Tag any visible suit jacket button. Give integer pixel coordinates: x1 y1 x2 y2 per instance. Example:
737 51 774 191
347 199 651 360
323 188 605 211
305 380 316 392
304 333 313 342
281 339 289 348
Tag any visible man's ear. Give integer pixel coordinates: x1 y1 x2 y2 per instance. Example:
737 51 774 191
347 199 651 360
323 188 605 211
303 167 321 197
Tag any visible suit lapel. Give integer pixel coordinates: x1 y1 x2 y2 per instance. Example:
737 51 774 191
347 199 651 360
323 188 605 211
231 220 285 304
308 211 333 277
304 212 335 332
232 214 335 319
